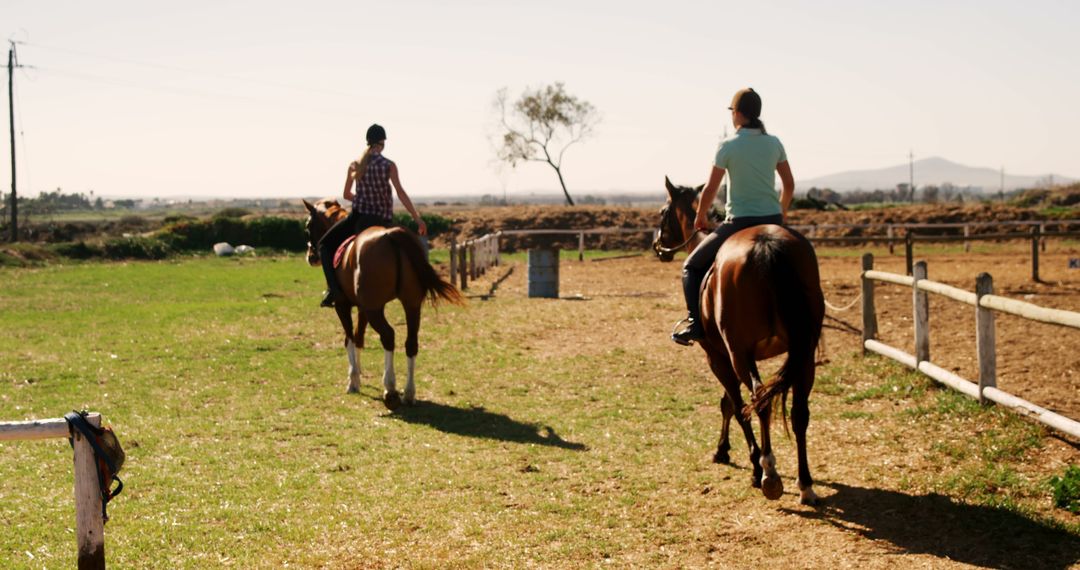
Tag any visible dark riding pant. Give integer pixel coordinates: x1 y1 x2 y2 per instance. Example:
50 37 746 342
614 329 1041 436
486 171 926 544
680 214 784 325
318 211 392 297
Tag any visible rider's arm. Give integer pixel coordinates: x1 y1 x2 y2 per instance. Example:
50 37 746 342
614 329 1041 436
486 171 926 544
343 162 357 202
694 166 726 231
776 160 795 220
389 162 427 236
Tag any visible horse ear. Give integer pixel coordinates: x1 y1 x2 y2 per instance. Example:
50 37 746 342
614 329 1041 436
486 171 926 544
664 176 677 196
302 199 317 214
694 184 704 194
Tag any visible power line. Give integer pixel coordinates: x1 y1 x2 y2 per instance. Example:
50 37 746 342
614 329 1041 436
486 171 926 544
17 40 366 100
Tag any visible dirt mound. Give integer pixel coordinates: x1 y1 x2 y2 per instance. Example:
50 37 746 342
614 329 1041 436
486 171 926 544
436 202 1075 248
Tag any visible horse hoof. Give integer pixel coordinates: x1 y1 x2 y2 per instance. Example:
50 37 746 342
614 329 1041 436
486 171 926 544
713 450 730 464
761 475 784 500
799 487 820 506
383 390 402 411
346 385 360 394
751 476 762 489
403 394 416 406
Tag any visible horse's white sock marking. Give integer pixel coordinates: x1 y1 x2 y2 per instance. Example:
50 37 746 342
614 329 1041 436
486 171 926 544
382 350 396 393
346 340 360 392
404 356 416 402
760 453 777 476
799 485 819 504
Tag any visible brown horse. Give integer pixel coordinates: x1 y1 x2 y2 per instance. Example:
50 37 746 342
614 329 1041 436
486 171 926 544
302 199 462 409
655 179 825 505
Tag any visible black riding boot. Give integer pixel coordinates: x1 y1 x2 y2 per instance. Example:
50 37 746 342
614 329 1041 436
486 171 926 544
319 245 342 308
672 266 707 345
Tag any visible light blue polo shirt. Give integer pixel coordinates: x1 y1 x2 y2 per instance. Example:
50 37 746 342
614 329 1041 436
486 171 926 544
714 128 787 219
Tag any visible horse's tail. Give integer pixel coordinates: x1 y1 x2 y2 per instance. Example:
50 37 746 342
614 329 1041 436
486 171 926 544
386 228 464 306
750 231 823 417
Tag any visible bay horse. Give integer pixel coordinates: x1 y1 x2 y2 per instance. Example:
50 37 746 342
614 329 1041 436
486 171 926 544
302 199 462 410
655 178 825 505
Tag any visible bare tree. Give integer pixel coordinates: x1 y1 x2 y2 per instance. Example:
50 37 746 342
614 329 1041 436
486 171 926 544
494 83 599 206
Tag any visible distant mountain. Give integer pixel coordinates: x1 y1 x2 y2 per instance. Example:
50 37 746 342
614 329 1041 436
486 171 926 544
798 157 1074 192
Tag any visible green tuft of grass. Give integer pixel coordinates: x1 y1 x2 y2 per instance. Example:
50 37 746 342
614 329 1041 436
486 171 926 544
1049 465 1080 513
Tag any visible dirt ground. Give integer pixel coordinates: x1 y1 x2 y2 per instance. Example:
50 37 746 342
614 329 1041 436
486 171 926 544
457 244 1080 568
480 243 1080 420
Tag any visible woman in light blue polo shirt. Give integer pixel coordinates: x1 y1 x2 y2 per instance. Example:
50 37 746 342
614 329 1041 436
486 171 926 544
672 88 795 345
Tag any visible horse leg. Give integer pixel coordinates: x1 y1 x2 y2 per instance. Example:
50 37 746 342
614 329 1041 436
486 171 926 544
364 307 400 411
706 353 761 485
734 351 781 500
335 304 360 394
792 371 818 505
402 304 421 406
715 393 734 464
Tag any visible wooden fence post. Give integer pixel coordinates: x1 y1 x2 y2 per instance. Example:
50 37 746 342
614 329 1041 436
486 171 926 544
975 273 996 405
1031 226 1040 282
578 232 585 262
913 260 930 364
460 241 469 290
73 413 106 570
449 239 457 286
905 232 914 276
469 241 476 280
1040 222 1047 252
887 225 895 255
861 253 877 353
963 224 971 253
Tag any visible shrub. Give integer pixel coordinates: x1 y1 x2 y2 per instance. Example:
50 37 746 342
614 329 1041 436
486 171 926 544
158 216 307 252
393 212 452 237
213 207 252 220
1049 465 1080 513
50 241 104 260
103 236 172 260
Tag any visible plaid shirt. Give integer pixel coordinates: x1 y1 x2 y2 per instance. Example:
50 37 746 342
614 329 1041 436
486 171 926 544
353 153 394 220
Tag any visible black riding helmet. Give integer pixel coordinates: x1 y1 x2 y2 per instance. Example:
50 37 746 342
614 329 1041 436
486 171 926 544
366 124 387 145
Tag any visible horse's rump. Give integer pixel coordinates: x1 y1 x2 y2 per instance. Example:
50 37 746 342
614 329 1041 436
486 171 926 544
340 226 463 308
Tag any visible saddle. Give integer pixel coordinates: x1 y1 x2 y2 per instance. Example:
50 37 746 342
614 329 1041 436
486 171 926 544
333 235 358 269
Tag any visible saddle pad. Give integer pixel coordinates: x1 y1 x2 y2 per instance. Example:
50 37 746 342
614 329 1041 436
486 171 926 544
333 235 357 269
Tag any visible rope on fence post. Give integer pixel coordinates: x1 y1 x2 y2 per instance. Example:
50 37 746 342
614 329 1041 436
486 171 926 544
975 273 996 405
913 260 930 364
861 253 877 353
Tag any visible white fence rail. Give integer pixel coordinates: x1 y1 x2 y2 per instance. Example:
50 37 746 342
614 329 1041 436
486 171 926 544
860 254 1080 439
0 413 108 569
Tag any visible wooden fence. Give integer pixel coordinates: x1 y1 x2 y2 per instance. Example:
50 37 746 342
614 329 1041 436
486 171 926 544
860 254 1080 438
500 228 656 261
449 232 501 291
0 413 108 569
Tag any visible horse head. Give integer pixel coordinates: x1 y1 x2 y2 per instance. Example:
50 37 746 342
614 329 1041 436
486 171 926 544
302 199 349 266
652 176 703 262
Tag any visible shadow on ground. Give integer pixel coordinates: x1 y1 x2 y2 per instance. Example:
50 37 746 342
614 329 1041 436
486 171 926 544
783 482 1080 569
391 400 588 451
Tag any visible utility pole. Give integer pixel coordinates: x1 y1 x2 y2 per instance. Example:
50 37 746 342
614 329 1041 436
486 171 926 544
909 149 915 203
1000 165 1005 202
7 42 16 242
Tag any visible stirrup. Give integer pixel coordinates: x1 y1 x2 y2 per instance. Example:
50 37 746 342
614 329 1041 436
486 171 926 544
671 317 703 346
319 291 337 308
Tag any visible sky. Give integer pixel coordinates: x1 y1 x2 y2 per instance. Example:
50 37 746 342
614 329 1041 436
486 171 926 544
3 0 1079 199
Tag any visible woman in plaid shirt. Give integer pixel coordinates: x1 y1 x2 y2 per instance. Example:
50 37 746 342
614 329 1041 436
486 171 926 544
318 124 428 307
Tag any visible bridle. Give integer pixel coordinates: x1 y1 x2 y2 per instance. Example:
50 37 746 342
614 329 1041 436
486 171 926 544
652 202 702 257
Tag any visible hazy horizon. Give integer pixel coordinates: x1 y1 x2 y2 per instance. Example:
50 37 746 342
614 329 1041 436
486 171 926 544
5 1 1079 199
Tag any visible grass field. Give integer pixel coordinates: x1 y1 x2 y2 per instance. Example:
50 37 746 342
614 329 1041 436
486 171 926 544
1 252 1079 568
